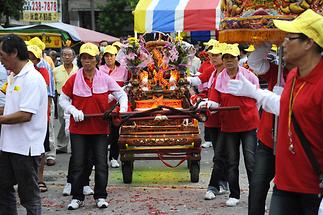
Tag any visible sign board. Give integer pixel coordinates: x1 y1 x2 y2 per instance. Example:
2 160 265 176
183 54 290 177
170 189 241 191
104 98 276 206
22 0 61 22
0 32 63 48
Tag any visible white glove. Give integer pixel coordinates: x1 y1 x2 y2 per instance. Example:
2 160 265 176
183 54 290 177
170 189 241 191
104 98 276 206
197 100 208 109
108 94 115 102
273 86 283 95
69 107 84 122
197 100 219 110
227 75 281 115
207 101 219 109
65 117 70 136
227 74 258 99
187 76 201 86
187 77 192 85
122 82 132 90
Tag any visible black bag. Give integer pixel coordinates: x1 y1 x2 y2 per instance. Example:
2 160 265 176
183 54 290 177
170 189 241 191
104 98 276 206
292 113 323 196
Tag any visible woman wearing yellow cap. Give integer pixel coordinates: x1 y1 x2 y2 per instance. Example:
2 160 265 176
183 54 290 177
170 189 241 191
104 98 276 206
59 43 128 210
226 9 323 214
99 45 129 168
197 43 229 199
204 43 259 207
27 45 51 193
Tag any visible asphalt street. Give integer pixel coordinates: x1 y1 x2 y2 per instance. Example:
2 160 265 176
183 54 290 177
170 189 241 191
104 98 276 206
15 123 273 214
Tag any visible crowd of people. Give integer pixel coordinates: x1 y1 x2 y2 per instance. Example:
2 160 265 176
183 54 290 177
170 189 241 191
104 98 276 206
0 8 321 215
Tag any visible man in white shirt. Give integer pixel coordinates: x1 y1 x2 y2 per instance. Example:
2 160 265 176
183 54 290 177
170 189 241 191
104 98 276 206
0 35 48 215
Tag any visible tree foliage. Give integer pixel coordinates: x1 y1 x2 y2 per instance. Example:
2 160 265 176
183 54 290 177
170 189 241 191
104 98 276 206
98 0 139 38
0 0 26 26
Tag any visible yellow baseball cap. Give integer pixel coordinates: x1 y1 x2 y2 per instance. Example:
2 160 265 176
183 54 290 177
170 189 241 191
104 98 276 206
104 45 118 55
221 43 240 57
244 45 255 52
271 44 278 52
28 37 46 51
79 43 100 57
203 39 219 48
207 43 225 55
273 9 323 48
112 41 122 48
27 45 42 59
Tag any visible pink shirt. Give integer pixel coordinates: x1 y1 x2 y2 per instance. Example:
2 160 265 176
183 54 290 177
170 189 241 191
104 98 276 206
99 64 128 86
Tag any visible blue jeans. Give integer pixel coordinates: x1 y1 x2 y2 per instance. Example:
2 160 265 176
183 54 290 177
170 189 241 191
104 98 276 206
0 151 41 215
222 129 257 199
269 186 321 215
70 134 108 201
248 141 275 215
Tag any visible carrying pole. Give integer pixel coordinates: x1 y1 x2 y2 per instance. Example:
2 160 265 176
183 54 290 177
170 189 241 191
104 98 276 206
273 46 283 155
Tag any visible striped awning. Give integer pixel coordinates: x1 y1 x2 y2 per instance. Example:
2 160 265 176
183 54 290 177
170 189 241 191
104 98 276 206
134 0 221 33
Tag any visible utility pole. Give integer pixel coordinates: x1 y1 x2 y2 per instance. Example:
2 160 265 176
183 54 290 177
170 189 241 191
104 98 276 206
90 0 95 30
62 0 70 23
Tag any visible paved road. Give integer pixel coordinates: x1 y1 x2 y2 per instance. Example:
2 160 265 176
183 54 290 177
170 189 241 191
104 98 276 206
16 145 272 214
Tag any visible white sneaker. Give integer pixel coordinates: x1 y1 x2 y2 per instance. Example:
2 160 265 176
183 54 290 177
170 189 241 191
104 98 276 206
110 159 120 168
83 186 94 195
226 197 240 207
201 141 212 148
67 199 84 210
63 183 71 196
96 198 108 208
204 190 216 200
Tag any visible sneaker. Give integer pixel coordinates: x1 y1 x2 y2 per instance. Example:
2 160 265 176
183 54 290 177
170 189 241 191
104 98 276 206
226 197 240 207
46 158 56 166
67 199 84 210
201 141 212 148
63 183 71 196
96 198 108 209
83 186 94 195
204 190 216 200
110 159 120 168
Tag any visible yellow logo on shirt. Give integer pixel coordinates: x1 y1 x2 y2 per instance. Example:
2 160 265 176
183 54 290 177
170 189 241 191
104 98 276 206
14 85 21 92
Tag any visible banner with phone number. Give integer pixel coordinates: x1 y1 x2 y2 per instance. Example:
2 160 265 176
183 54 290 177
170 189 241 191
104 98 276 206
22 0 60 22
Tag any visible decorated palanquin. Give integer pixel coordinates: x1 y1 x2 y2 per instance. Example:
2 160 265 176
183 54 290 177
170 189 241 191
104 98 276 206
219 0 322 44
117 37 202 184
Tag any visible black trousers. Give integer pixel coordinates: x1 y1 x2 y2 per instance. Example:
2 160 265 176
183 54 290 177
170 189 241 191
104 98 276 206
66 149 93 186
108 124 120 161
70 134 108 201
208 128 227 189
269 186 321 215
0 152 41 215
204 125 211 142
222 129 257 199
248 141 275 215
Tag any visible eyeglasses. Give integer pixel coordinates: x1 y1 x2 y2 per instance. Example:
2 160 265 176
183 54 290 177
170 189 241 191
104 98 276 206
284 36 301 42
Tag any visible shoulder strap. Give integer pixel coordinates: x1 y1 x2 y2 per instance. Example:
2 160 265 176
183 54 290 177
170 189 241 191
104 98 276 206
291 113 321 177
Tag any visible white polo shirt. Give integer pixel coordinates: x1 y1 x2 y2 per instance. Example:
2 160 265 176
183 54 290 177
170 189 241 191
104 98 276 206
0 62 48 156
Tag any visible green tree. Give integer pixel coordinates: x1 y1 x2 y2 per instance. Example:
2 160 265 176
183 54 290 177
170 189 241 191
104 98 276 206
0 0 26 27
98 0 139 37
